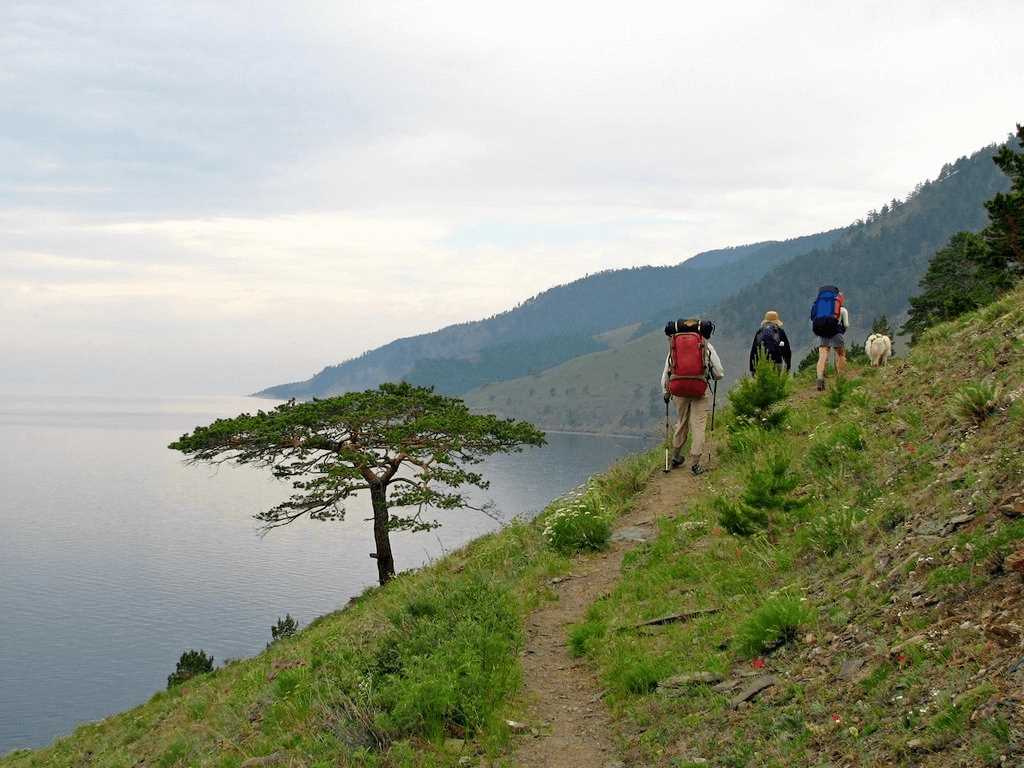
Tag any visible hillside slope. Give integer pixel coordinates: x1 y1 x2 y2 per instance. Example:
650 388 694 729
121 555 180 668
565 282 1024 767
256 231 841 399
463 140 1012 434
6 284 1022 768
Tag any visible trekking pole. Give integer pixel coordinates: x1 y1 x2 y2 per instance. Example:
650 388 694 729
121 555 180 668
663 399 671 473
710 379 718 432
706 379 718 470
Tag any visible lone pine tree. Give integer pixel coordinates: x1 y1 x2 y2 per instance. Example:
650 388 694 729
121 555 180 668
170 382 545 585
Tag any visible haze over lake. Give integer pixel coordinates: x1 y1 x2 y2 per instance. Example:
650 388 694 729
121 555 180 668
0 395 644 754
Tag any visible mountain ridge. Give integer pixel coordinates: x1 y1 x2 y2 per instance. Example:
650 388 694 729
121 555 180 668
461 139 1012 434
255 231 842 399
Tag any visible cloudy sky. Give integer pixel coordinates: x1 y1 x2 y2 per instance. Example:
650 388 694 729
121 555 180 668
1 1 1020 396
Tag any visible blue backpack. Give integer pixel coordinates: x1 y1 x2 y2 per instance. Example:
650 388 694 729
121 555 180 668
811 285 843 337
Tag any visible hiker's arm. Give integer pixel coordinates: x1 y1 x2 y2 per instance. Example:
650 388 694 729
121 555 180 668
661 355 670 392
840 307 849 332
780 328 792 370
749 334 758 372
707 345 725 381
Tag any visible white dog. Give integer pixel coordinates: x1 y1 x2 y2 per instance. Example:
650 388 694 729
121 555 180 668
865 333 893 367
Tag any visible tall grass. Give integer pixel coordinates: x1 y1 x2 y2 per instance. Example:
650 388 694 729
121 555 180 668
734 595 812 657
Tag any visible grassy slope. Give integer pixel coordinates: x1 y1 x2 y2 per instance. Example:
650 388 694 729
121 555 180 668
571 284 1024 766
0 457 658 768
7 287 1022 768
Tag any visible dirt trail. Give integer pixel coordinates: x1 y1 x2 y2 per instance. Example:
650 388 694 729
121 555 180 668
512 466 699 768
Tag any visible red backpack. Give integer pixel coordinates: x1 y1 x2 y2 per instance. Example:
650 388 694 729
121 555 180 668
667 328 708 398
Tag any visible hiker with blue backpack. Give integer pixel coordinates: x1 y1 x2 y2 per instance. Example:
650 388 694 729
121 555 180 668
749 310 792 374
661 319 725 475
810 285 850 391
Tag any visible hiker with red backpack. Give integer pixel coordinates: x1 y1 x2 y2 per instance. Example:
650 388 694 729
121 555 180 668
661 319 725 475
749 310 792 374
810 285 850 391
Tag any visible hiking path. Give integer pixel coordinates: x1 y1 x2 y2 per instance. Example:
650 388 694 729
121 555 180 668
512 465 699 768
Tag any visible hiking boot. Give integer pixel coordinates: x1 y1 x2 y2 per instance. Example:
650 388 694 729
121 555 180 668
816 378 826 391
691 463 706 476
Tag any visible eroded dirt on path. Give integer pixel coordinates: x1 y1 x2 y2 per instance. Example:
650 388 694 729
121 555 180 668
512 466 699 768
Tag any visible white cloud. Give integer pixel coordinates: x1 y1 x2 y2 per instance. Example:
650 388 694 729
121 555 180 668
0 0 1021 394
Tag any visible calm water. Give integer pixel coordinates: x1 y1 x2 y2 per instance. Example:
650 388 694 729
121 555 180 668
0 395 644 754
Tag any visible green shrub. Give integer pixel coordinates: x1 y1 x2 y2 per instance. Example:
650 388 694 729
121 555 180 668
735 596 812 657
593 452 657 503
606 648 669 696
808 507 861 555
805 423 866 473
824 376 860 410
542 491 612 554
715 495 769 537
166 649 214 689
741 448 803 512
567 619 606 658
729 355 793 430
952 381 1002 424
269 614 298 646
369 575 521 740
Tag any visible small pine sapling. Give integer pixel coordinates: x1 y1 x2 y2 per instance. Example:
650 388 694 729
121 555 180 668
167 649 214 689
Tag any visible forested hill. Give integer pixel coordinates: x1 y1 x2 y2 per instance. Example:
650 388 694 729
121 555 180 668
462 138 1014 434
255 231 842 399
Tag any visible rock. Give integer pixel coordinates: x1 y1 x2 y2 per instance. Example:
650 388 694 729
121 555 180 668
907 738 924 751
729 674 777 707
603 761 625 768
984 622 1023 648
839 657 866 681
505 719 529 734
611 526 653 543
712 678 742 693
1005 549 1024 577
942 513 976 535
241 755 285 768
997 494 1024 518
915 520 943 536
629 608 720 629
658 671 724 693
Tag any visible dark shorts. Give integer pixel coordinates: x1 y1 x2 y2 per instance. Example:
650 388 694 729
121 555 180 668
817 333 845 349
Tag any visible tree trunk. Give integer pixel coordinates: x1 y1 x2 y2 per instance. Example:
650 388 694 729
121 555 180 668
369 482 396 585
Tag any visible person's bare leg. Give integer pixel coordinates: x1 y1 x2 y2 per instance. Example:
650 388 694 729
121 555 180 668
836 347 847 376
816 347 829 390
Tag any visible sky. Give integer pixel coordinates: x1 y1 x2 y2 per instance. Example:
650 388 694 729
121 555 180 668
1 1 1021 396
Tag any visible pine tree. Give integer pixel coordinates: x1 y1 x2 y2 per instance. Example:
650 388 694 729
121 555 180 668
904 125 1024 342
984 124 1024 269
870 315 893 337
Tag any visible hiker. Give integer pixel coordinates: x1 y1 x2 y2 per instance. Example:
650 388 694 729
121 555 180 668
661 319 725 475
810 285 849 391
749 310 792 374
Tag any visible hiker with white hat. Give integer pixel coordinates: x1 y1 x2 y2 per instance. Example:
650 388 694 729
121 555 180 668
749 310 792 374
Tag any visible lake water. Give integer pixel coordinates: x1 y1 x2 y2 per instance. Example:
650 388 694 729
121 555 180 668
0 395 645 754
